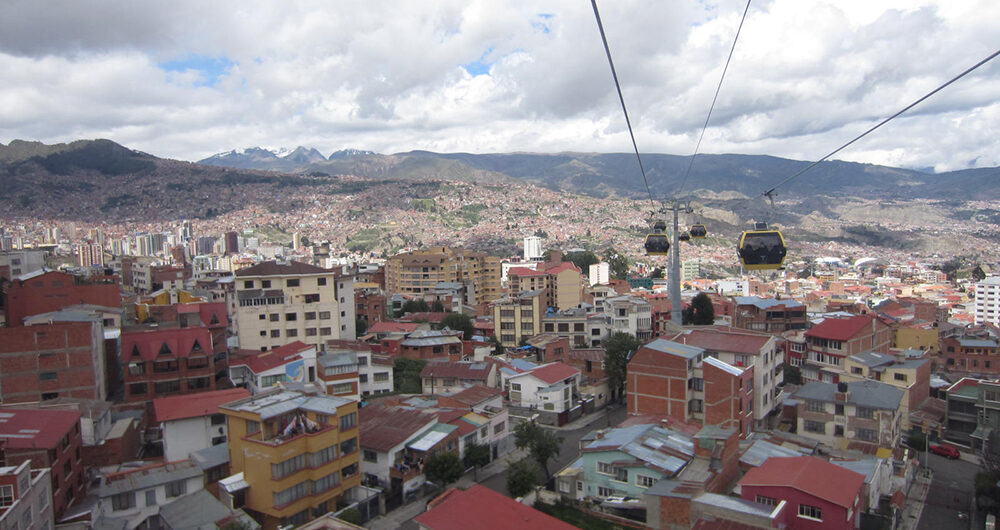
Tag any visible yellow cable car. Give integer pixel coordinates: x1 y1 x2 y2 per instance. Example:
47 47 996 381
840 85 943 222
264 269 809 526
737 223 787 270
689 224 707 238
644 220 670 256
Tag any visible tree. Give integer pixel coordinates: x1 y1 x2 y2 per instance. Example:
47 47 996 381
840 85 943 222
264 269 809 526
566 250 599 272
400 299 430 314
683 292 715 325
603 248 630 280
440 312 474 340
463 442 491 480
513 421 563 480
650 267 664 279
506 459 539 498
430 300 445 313
355 317 368 336
424 451 464 486
393 357 427 393
604 332 642 402
781 362 802 385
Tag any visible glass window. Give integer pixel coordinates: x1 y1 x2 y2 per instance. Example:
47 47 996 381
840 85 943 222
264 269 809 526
145 489 157 507
0 486 12 508
166 480 186 498
287 279 300 287
798 504 822 520
112 492 135 511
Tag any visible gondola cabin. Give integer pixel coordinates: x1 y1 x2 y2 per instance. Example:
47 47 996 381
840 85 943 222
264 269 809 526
689 224 707 238
644 220 670 256
737 223 786 270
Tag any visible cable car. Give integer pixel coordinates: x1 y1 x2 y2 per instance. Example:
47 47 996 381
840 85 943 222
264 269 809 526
644 220 670 256
678 232 691 242
689 224 707 238
737 222 787 270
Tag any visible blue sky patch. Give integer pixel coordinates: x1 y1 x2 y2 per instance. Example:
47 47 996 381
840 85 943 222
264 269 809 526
462 47 494 76
158 55 236 87
532 13 554 34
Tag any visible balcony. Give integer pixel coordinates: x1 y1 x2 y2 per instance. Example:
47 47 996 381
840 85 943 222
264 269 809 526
244 421 336 448
390 461 424 482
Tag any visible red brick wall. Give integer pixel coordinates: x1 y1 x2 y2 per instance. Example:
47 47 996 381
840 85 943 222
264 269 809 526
82 420 141 467
704 363 754 438
627 347 689 421
0 322 101 403
5 419 86 520
6 271 120 327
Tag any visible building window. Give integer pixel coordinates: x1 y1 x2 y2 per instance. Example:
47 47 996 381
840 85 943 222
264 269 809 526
755 495 778 506
318 277 327 286
210 414 225 425
374 372 390 382
806 400 825 413
306 328 318 337
129 383 147 396
166 480 186 498
804 420 825 433
286 312 297 321
856 406 875 419
363 449 378 463
273 453 309 480
0 485 12 508
270 313 279 322
305 312 317 320
798 504 822 521
243 280 254 289
154 380 181 394
332 382 353 394
319 311 331 319
320 327 332 336
39 372 58 381
286 329 298 337
111 492 135 511
146 489 157 507
597 462 613 475
340 437 358 455
851 366 863 375
270 329 281 338
287 279 300 287
636 474 656 488
856 428 878 442
597 486 613 497
261 280 271 288
246 420 260 435
339 412 357 430
894 373 907 382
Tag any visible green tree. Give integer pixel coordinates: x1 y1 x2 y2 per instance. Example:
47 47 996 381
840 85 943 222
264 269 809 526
355 317 368 336
566 250 599 272
506 459 540 498
683 292 715 325
393 357 427 393
604 332 642 402
440 312 474 340
603 248 630 280
424 451 464 486
781 362 802 385
401 299 430 314
513 421 564 480
463 442 491 480
430 300 445 313
650 267 664 279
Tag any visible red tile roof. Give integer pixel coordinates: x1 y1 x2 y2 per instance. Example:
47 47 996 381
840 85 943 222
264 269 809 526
420 361 494 380
805 314 876 341
230 341 313 373
0 408 81 449
738 455 864 509
415 484 577 530
544 262 581 275
519 362 580 384
369 321 421 334
692 519 764 530
235 260 333 277
672 328 771 355
122 325 213 361
359 404 437 452
153 388 251 423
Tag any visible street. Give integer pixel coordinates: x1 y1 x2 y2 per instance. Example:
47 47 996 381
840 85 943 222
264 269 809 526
917 452 979 530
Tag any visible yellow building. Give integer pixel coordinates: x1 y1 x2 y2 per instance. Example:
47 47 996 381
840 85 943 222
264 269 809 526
385 247 502 305
492 290 544 348
234 260 355 352
221 386 361 529
840 352 931 431
893 324 939 353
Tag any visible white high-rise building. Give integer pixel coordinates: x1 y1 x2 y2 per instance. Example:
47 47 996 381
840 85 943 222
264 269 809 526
974 276 1000 326
589 262 610 286
523 236 543 260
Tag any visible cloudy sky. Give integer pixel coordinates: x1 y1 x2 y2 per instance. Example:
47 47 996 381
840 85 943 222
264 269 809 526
1 0 998 172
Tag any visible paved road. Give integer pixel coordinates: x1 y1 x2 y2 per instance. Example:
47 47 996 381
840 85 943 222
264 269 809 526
917 452 977 530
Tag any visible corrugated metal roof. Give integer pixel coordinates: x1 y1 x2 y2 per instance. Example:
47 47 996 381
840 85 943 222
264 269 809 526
99 461 201 497
642 339 704 359
739 439 804 468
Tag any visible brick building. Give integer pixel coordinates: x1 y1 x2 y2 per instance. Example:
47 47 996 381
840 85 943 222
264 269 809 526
0 321 107 403
121 323 222 408
730 296 807 333
800 314 892 383
4 270 120 327
0 409 86 520
0 461 53 530
702 357 754 438
385 247 502 305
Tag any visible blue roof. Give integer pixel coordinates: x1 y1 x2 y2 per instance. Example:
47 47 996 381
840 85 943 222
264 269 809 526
642 339 704 360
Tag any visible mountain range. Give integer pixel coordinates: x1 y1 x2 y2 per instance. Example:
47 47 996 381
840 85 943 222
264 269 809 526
198 146 1000 201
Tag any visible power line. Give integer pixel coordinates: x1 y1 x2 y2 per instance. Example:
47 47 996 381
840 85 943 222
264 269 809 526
676 0 752 198
762 47 1000 198
590 0 655 208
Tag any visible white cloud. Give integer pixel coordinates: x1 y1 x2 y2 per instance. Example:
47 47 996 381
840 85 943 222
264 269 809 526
0 0 997 174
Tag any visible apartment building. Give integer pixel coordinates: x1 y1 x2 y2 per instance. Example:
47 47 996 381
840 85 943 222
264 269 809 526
541 307 609 348
0 461 53 530
506 362 581 423
974 276 1000 326
153 388 251 462
4 270 120 327
234 260 356 352
604 295 653 341
840 352 930 431
0 321 107 403
0 409 86 520
671 327 784 430
793 380 904 451
508 260 585 311
384 247 502 305
229 342 319 395
220 386 361 529
730 296 807 333
122 323 222 406
802 314 892 383
493 290 544 348
940 328 1000 375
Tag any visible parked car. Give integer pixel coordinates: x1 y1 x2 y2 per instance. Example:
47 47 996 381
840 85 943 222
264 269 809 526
930 444 960 459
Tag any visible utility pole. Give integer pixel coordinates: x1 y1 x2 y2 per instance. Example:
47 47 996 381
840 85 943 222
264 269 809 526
669 202 683 324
